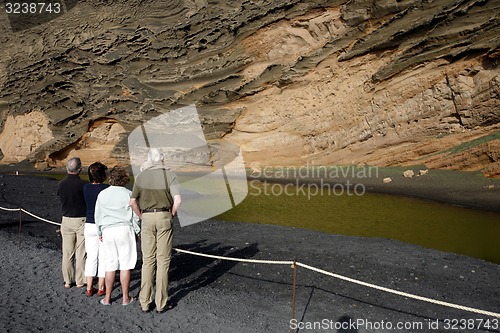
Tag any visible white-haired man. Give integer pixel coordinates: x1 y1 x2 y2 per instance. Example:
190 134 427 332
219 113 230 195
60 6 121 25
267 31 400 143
130 148 181 313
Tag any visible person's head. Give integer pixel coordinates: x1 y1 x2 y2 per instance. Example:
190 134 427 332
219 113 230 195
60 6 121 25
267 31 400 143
66 157 82 174
88 162 108 184
109 166 130 187
147 148 164 163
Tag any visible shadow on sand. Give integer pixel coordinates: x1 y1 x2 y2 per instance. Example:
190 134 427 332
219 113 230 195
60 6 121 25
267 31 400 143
168 240 260 304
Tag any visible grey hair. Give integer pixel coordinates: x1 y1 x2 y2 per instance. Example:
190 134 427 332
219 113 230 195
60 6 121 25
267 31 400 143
66 157 82 173
147 148 164 163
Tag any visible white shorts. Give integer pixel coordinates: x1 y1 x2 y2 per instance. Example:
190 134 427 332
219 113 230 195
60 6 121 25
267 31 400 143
84 223 105 278
101 225 137 271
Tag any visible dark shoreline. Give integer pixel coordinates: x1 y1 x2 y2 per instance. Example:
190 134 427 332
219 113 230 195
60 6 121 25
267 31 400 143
247 165 500 213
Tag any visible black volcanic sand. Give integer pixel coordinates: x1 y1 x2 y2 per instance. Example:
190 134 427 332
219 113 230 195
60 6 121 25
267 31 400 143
0 174 499 332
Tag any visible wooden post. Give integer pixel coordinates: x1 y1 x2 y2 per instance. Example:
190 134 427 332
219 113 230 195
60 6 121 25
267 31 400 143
291 259 297 333
18 209 22 246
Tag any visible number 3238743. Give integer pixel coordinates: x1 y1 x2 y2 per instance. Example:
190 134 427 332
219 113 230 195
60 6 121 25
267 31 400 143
443 319 499 330
5 2 62 14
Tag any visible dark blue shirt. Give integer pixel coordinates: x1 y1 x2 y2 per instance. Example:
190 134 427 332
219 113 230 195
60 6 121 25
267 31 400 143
83 183 110 223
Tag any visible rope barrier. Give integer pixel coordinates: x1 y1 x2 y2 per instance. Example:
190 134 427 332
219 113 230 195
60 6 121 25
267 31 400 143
0 206 23 212
1 204 499 319
0 207 62 226
20 209 63 226
295 262 500 318
174 248 294 265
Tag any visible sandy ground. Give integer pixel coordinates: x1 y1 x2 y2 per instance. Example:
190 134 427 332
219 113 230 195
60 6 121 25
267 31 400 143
0 174 499 333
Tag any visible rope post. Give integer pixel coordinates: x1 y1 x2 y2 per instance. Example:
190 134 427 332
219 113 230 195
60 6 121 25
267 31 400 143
18 208 22 246
291 259 297 333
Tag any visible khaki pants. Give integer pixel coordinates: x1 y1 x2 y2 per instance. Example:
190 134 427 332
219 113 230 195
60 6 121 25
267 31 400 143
61 217 86 286
139 211 173 311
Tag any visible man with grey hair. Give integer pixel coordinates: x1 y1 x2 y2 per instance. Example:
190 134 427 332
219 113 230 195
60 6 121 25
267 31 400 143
57 156 87 289
130 148 181 313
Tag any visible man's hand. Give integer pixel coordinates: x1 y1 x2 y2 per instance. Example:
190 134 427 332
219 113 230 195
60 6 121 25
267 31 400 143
172 194 181 217
129 197 142 219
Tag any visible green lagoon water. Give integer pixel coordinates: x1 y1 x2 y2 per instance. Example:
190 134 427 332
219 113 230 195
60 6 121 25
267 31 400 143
214 181 500 264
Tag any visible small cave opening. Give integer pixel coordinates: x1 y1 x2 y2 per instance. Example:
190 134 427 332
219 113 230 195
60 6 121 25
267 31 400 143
47 118 126 168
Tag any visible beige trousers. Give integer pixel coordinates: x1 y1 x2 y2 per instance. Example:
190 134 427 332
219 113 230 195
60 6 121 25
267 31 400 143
139 211 173 311
61 216 86 286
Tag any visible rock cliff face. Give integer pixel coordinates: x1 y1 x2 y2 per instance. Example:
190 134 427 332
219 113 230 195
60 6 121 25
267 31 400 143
0 0 498 176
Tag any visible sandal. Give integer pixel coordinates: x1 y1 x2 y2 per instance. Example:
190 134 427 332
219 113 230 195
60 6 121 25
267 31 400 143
100 299 111 306
122 297 136 306
85 288 97 297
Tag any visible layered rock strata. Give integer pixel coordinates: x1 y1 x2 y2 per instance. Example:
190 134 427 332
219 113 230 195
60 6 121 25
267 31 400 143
0 0 498 175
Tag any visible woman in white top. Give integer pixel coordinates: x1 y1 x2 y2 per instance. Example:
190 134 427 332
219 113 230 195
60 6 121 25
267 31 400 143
95 166 140 306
